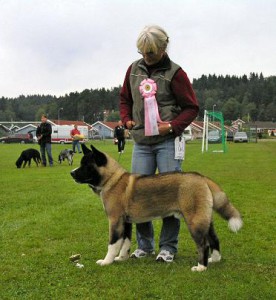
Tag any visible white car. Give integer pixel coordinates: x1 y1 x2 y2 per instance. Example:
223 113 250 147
182 126 192 142
234 132 248 143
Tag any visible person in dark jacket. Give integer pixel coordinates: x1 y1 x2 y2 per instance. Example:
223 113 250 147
36 114 53 167
114 120 126 153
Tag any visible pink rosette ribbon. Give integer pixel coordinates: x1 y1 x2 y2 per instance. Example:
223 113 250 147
139 78 157 98
139 78 165 136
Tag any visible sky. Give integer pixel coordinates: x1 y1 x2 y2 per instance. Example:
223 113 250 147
0 0 275 98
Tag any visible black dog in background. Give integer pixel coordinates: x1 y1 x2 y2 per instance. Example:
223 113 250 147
58 149 74 165
16 148 41 168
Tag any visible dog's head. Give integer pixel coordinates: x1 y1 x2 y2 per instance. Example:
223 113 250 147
15 156 23 168
70 144 108 188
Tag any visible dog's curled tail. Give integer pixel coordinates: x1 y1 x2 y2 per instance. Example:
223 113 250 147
206 177 243 233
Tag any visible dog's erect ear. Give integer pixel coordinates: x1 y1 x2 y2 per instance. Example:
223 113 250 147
90 145 107 167
81 143 92 155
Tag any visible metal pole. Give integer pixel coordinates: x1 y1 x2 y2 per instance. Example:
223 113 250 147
57 108 63 140
212 104 216 122
206 112 209 152
202 110 207 153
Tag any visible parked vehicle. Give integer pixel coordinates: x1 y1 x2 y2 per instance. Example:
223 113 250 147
234 132 248 143
51 125 88 144
90 134 102 140
0 133 34 144
182 125 192 142
208 130 221 143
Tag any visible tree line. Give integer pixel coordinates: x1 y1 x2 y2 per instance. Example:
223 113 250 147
0 73 275 124
193 72 276 123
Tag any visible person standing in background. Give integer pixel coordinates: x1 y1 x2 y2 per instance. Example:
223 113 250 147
36 114 53 167
114 120 126 153
70 124 82 153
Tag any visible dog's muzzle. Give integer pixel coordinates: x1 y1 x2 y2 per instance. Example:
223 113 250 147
70 168 91 184
70 168 78 180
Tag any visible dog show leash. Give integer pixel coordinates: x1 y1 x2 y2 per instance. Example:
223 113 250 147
117 151 122 162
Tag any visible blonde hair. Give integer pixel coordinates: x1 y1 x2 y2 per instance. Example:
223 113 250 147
136 25 169 54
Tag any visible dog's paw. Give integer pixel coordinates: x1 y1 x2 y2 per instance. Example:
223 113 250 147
114 255 129 262
191 263 207 272
208 250 221 263
96 259 113 266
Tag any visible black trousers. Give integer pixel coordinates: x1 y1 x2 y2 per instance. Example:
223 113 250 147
117 138 125 152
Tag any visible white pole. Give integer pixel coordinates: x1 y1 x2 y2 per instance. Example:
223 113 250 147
206 112 209 152
202 110 207 153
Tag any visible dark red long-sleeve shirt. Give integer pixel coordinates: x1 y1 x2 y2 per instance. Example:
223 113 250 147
120 59 199 136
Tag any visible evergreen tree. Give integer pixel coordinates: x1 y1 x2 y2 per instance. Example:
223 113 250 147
1 74 275 123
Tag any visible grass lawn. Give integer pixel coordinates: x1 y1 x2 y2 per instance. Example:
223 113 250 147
0 140 275 299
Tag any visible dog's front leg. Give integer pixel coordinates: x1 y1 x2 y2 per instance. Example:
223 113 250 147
96 218 124 266
34 158 39 167
115 222 132 262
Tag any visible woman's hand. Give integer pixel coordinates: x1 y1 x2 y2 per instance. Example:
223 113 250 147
158 123 172 136
126 120 136 129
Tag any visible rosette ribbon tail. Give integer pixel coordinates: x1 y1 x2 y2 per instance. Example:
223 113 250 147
144 96 160 136
139 78 166 136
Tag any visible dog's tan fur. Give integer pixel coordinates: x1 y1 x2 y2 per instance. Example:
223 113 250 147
71 144 243 271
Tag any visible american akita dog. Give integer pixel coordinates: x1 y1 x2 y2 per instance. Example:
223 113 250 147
70 144 243 272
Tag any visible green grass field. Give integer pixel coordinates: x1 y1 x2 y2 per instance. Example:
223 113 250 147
0 140 275 299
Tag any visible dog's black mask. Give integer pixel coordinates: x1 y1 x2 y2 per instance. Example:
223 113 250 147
70 144 107 186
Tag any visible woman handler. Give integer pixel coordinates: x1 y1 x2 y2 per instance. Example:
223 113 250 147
120 25 199 262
